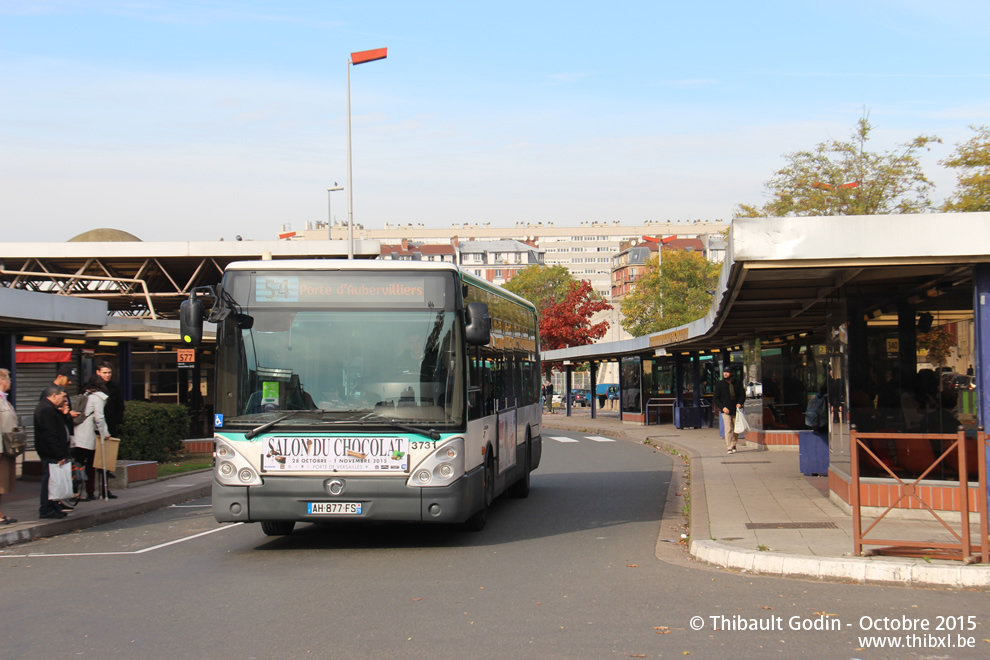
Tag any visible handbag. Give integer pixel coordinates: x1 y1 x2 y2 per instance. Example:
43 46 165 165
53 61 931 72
48 461 74 501
72 460 89 485
2 428 27 457
733 411 751 435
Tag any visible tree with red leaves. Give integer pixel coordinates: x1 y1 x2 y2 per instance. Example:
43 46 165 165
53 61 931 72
503 266 612 373
538 280 611 351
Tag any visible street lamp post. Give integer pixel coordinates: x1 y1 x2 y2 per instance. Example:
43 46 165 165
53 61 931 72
327 184 343 237
346 47 388 259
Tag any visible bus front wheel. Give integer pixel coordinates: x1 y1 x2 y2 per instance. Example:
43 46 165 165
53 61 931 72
261 521 295 536
463 454 495 532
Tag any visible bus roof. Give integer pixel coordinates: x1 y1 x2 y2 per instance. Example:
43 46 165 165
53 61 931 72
224 259 461 273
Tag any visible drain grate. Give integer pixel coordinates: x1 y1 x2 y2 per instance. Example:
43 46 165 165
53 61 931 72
746 522 838 530
722 460 771 464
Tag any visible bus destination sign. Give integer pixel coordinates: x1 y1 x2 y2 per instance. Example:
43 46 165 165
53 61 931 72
255 275 429 305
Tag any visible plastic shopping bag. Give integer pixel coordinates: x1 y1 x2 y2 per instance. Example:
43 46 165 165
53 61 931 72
733 412 751 435
48 461 74 501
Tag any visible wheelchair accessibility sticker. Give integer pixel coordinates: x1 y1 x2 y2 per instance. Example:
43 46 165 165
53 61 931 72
214 414 224 428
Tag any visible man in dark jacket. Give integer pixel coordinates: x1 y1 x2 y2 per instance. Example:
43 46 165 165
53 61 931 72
34 384 73 518
97 361 124 437
713 366 745 454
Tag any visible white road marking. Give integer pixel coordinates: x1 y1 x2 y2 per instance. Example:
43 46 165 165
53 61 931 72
168 504 212 508
551 436 579 443
586 436 615 442
0 523 243 559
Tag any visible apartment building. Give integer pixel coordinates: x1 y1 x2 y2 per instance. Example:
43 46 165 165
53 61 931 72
284 219 727 301
379 238 544 287
611 236 707 302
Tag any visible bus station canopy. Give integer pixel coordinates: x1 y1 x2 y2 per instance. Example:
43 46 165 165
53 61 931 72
544 213 990 363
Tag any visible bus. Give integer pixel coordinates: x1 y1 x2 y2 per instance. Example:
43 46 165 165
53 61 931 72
180 260 542 535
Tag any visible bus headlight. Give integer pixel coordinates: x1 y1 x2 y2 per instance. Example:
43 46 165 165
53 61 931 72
407 437 465 488
214 436 262 487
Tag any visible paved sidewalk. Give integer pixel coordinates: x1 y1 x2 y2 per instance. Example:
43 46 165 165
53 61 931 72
543 411 990 589
0 468 212 549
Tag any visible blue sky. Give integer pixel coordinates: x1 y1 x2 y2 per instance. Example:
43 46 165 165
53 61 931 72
1 0 988 242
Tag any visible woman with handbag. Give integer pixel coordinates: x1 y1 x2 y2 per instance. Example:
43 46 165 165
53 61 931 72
0 368 20 524
71 375 113 502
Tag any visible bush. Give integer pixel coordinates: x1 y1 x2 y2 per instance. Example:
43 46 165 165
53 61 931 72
117 402 191 462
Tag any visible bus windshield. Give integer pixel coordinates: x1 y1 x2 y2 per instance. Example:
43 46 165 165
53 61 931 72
214 271 465 429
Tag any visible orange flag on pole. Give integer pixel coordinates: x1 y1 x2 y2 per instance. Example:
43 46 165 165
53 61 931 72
351 48 387 65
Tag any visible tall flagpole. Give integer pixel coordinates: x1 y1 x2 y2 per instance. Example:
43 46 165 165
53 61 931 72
345 48 387 261
346 59 354 260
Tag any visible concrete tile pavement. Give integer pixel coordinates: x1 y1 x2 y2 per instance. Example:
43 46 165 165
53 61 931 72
543 411 990 589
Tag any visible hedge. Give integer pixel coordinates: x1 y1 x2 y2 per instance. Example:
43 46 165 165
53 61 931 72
117 401 191 463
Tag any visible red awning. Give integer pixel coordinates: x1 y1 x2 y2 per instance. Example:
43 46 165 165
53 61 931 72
15 345 72 364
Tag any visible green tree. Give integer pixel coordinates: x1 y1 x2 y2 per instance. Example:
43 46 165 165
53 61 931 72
502 264 575 314
940 124 990 212
917 328 953 366
620 249 721 337
734 117 940 218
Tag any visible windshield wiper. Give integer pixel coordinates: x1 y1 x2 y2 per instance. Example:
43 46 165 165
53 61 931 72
244 409 324 440
359 412 441 440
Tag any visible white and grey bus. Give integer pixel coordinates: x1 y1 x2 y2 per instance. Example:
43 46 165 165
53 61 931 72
180 260 542 534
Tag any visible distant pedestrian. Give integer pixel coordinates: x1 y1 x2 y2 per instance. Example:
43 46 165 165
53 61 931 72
34 384 73 519
713 366 745 453
0 368 19 525
543 379 554 414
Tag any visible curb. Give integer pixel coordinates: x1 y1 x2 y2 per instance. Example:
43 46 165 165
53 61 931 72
544 419 990 589
0 479 212 549
690 540 990 589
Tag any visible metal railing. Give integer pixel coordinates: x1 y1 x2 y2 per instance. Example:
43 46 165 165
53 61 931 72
850 426 987 563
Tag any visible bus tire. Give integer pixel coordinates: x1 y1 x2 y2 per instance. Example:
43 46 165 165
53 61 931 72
261 521 295 536
463 454 494 532
508 437 531 499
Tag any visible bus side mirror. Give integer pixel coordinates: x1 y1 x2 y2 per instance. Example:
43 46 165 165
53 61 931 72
180 296 204 346
465 302 491 346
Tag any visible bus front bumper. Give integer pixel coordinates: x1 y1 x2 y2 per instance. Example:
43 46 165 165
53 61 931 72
213 465 484 525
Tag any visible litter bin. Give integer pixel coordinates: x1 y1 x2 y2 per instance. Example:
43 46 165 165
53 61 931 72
799 430 829 476
675 405 703 429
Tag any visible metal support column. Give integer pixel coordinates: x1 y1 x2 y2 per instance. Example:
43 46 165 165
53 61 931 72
565 364 573 417
590 360 597 420
975 264 990 520
118 343 133 402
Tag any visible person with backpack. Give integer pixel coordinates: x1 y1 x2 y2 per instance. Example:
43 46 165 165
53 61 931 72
713 366 745 453
71 375 114 501
805 382 829 432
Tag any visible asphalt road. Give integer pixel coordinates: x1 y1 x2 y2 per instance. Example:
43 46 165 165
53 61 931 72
2 430 988 659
